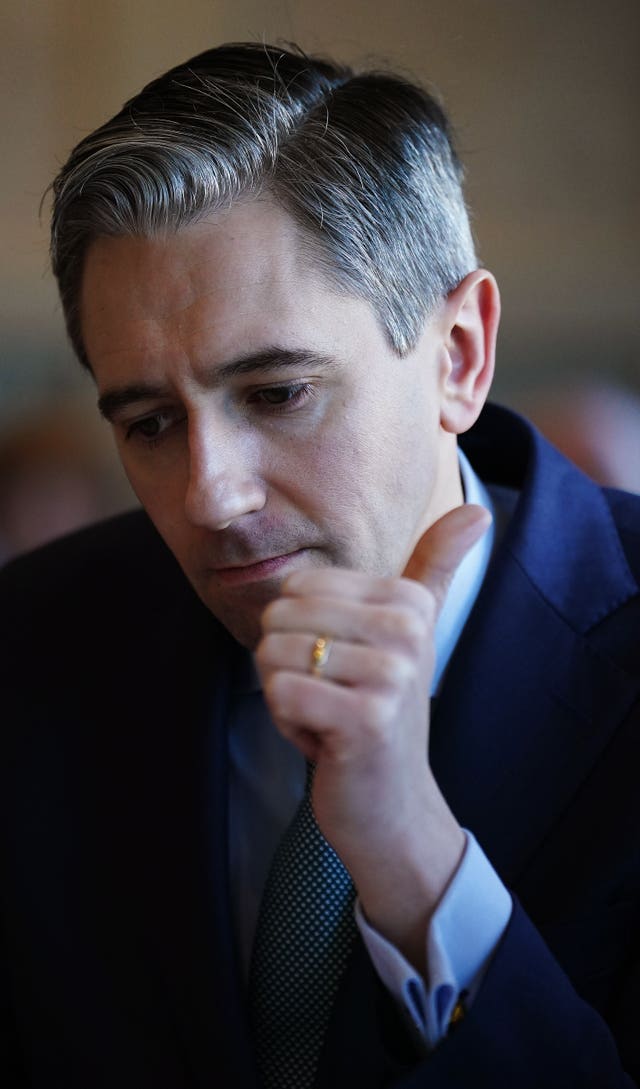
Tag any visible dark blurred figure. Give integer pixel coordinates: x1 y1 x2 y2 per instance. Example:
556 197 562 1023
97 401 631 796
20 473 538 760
519 380 640 494
0 402 134 562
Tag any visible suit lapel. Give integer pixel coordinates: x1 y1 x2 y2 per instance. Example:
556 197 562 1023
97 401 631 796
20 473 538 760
434 406 639 882
430 548 639 883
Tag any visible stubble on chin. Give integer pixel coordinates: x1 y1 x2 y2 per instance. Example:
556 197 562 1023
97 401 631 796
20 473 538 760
198 577 285 650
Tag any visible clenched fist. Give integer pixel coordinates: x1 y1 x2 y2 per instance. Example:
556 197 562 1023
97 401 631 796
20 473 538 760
256 503 491 971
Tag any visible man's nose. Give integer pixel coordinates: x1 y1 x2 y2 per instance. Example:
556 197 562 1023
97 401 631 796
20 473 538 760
184 418 266 531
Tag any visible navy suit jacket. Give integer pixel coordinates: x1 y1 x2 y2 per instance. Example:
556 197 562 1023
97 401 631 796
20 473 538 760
1 403 639 1087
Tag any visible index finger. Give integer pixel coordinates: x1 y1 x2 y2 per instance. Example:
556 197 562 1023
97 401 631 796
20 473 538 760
282 566 425 607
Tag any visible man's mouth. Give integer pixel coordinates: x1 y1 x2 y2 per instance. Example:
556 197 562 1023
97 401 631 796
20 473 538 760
210 549 306 585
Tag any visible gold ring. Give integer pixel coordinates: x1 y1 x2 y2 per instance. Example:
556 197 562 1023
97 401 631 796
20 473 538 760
310 635 332 677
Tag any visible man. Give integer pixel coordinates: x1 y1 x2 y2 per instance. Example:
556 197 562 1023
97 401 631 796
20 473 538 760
1 41 638 1088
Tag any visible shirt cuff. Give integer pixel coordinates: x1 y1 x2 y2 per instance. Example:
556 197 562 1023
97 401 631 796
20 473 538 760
355 830 512 1049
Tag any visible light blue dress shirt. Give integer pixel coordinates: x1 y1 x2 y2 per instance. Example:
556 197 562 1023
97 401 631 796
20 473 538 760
228 450 513 1047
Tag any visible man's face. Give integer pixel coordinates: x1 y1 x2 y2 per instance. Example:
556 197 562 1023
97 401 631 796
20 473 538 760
81 198 461 648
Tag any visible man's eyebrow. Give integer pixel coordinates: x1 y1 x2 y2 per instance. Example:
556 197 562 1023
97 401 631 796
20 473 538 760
97 348 337 421
98 383 164 421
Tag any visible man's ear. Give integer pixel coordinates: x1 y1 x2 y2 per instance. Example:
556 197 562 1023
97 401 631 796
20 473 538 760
438 269 500 435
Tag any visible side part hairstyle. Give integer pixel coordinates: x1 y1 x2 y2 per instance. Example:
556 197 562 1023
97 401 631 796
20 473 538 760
49 41 478 368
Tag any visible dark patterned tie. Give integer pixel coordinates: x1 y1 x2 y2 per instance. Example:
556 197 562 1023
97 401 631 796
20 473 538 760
249 762 357 1089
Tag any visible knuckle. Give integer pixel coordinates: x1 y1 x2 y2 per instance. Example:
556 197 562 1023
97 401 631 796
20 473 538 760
264 670 291 716
387 605 428 651
371 605 400 641
254 636 274 671
420 587 438 626
260 598 281 631
372 574 404 601
400 577 437 618
375 650 412 688
358 690 395 732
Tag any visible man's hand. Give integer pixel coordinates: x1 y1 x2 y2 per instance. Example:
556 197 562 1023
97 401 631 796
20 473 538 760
256 504 491 973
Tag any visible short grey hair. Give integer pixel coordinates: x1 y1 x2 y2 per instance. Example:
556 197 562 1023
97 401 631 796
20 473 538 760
49 42 478 368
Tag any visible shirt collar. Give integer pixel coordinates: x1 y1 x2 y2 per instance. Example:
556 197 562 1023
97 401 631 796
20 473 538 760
432 448 495 694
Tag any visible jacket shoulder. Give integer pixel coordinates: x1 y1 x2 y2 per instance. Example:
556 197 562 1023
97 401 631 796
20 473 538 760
0 508 188 615
1 508 172 593
0 509 214 668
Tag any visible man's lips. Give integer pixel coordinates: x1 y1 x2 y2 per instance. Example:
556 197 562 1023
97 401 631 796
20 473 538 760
209 549 306 585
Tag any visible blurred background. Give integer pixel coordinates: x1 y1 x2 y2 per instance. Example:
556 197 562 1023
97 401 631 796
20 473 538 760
1 0 639 561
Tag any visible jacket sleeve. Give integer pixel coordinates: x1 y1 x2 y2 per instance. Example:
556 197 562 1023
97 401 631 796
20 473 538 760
398 899 638 1088
317 897 638 1089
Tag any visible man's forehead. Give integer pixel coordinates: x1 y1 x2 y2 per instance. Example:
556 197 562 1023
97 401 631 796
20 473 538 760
79 196 351 352
79 195 417 405
84 210 304 300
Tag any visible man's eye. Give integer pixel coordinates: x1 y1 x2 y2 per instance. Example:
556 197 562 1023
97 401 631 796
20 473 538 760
252 383 313 408
125 412 176 444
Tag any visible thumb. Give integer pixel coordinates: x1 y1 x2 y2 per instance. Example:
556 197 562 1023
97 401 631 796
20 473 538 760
402 504 492 615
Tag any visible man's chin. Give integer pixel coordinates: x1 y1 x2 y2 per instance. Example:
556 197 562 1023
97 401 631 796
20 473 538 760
190 547 332 647
198 577 285 650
